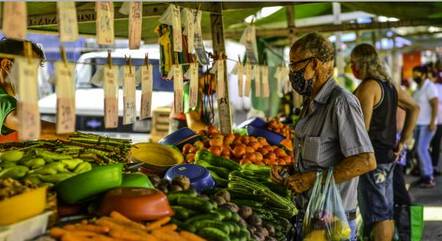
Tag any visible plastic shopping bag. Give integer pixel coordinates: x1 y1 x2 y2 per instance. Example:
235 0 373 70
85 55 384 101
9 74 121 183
302 170 351 241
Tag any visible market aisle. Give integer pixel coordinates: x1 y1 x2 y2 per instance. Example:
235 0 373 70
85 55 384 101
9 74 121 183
408 175 442 240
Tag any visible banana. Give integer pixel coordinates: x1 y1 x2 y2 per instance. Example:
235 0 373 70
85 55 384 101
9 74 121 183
130 143 184 166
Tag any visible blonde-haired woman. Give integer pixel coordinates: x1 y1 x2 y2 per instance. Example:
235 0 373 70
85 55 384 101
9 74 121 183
352 43 419 241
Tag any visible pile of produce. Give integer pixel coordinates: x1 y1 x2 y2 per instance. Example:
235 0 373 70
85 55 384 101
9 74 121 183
50 211 207 241
0 133 132 185
0 178 39 200
0 149 92 185
266 118 293 150
0 132 132 166
183 127 293 166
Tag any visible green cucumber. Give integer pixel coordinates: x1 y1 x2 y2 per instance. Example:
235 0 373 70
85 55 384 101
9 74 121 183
214 208 233 220
185 213 223 224
167 190 198 203
195 150 239 171
172 205 191 220
191 220 230 234
198 227 230 241
177 196 212 212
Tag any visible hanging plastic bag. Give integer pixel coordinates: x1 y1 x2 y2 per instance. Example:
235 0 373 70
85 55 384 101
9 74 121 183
303 170 351 241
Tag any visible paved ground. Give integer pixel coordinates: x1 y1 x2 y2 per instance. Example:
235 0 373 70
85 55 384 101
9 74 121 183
407 174 442 241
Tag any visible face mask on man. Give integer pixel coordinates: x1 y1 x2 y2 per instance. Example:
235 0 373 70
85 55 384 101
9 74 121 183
289 65 313 96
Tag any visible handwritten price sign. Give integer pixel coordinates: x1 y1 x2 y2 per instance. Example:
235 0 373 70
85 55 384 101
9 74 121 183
140 65 153 119
16 57 40 140
123 65 136 125
55 62 76 133
129 1 142 49
57 1 79 42
96 1 114 46
3 2 27 40
103 66 118 128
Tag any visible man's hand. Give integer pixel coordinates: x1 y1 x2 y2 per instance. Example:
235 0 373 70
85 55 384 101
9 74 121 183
429 122 437 132
271 166 286 185
285 172 316 194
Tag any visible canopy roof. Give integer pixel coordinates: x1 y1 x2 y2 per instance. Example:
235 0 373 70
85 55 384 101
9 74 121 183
16 2 442 46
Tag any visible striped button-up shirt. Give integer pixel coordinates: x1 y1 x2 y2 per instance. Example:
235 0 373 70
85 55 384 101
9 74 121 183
294 79 374 211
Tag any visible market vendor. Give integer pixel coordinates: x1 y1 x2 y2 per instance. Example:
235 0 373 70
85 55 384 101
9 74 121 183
170 71 216 133
0 38 57 142
272 33 376 240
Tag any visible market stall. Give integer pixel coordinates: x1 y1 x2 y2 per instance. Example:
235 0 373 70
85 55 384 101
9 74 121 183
0 1 440 241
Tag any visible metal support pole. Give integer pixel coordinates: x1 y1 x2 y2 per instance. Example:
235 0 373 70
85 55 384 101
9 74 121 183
333 2 345 76
210 3 232 134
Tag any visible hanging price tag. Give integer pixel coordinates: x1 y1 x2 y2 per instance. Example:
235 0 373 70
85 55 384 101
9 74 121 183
55 62 76 134
128 1 142 49
171 5 183 52
103 65 118 128
140 64 153 119
173 65 184 114
16 57 40 140
261 65 270 98
237 63 244 97
193 11 209 65
254 65 261 97
244 63 252 96
281 66 291 94
96 1 114 46
216 59 226 99
2 2 27 40
123 65 136 125
189 62 199 109
57 1 79 42
183 8 195 53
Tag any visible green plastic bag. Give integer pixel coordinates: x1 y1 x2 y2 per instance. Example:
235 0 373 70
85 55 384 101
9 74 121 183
410 204 424 241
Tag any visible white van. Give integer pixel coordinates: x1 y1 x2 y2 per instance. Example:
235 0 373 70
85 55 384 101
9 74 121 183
39 49 174 141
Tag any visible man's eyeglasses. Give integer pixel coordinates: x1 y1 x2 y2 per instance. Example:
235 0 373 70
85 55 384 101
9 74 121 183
289 56 316 72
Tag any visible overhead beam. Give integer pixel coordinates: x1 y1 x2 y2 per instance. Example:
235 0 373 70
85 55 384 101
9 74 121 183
19 2 300 28
224 18 442 39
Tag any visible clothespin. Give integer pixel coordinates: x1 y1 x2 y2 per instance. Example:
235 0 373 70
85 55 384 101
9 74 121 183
125 55 133 74
250 17 255 26
144 53 149 70
107 50 112 69
238 55 241 65
23 41 32 64
60 46 68 67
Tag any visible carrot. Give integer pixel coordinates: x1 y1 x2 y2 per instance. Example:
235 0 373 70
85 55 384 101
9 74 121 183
146 216 171 231
109 229 145 241
64 224 110 233
179 231 207 241
151 230 187 241
110 211 147 230
50 227 67 238
155 224 177 232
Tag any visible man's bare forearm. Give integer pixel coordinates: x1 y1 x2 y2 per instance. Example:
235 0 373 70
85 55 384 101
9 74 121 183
333 152 376 184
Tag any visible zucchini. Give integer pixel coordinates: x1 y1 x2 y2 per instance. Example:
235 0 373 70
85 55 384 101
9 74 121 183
224 220 241 234
195 150 240 171
191 220 230 234
177 196 213 212
211 171 228 187
171 205 192 220
214 208 233 220
229 212 241 222
206 166 231 179
185 213 223 224
198 227 231 241
232 199 263 208
167 190 198 203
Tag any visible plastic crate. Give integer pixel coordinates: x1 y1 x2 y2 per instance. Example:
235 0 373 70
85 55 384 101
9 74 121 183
0 211 52 241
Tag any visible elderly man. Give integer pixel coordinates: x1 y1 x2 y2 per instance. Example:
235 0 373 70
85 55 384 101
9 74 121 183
272 33 376 241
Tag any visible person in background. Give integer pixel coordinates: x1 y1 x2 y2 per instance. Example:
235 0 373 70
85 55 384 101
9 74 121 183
430 69 442 176
169 72 216 133
0 38 58 142
412 65 438 188
271 33 376 241
351 43 419 241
